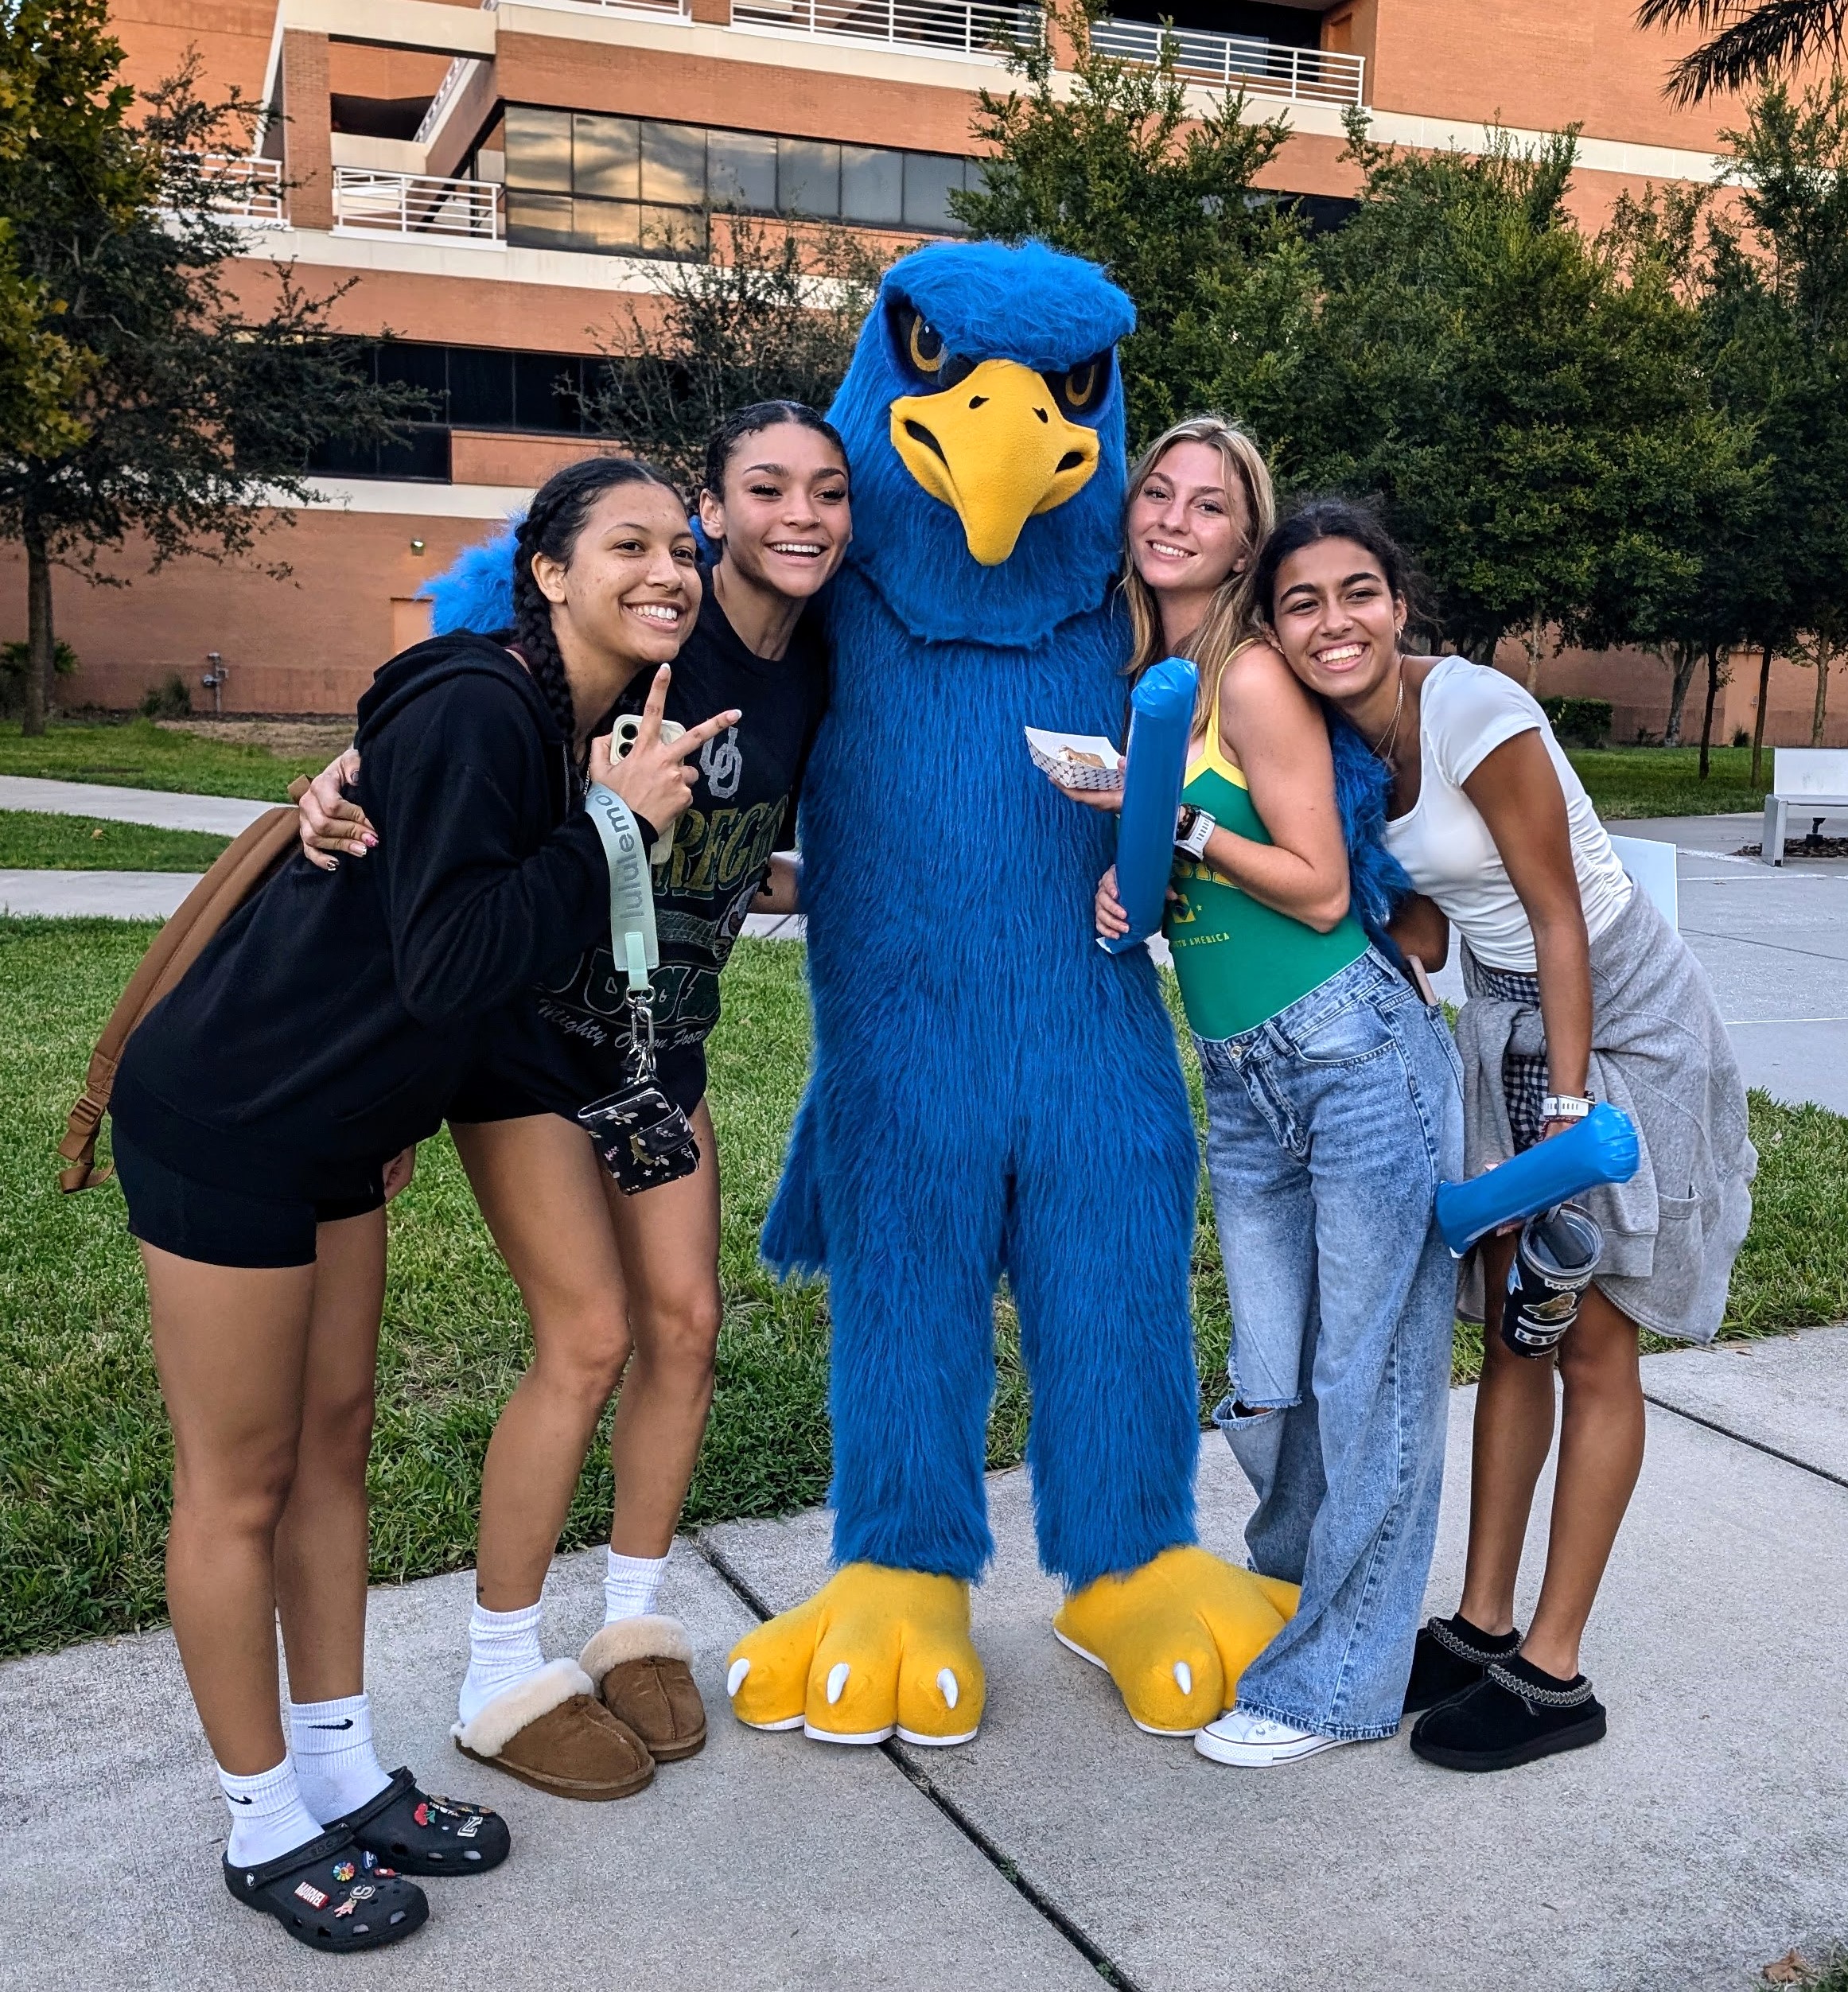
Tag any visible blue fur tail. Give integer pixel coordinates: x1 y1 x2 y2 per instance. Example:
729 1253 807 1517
1328 714 1414 960
427 525 521 635
761 1087 829 1278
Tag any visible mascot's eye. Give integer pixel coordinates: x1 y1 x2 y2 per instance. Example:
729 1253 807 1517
1049 352 1110 420
908 314 947 375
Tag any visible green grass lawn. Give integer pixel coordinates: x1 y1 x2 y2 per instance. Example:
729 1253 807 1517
3 922 1844 1659
0 718 329 799
1566 744 1769 820
0 810 231 871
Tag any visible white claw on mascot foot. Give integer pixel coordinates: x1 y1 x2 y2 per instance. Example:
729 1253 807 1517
1173 1660 1192 1697
937 1667 959 1710
726 1657 750 1699
825 1662 850 1706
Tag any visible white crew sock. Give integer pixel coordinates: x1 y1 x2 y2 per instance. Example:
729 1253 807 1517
603 1547 669 1624
219 1755 326 1869
288 1691 391 1825
457 1599 547 1727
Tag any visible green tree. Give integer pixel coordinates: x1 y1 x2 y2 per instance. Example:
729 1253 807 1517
1700 80 1848 779
1636 0 1848 105
0 4 419 734
585 208 884 490
951 0 1301 446
1258 118 1757 675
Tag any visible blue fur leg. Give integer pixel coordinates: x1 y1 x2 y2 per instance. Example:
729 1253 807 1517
1006 1006 1201 1591
822 1101 1006 1583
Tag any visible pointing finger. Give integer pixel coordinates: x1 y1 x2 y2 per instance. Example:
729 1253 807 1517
667 706 742 760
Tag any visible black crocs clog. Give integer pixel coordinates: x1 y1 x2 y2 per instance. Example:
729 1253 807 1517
224 1827 428 1951
325 1764 511 1876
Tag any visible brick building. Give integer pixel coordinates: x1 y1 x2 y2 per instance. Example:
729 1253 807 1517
10 0 1840 740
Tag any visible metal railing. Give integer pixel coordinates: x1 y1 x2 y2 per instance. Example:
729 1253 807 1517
333 168 504 242
732 0 1033 60
185 153 286 222
1090 17 1365 107
526 0 689 12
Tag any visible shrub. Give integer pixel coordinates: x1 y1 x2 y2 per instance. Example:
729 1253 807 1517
138 672 192 718
1541 696 1613 748
0 640 79 717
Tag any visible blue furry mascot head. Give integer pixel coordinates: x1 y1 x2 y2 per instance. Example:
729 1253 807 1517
827 238 1134 646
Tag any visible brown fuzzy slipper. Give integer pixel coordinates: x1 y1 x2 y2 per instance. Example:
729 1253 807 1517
450 1659 654 1801
579 1617 707 1764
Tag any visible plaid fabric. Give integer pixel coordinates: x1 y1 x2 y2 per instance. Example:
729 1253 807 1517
1473 961 1548 1152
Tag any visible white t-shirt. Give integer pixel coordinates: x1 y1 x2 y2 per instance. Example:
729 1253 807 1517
1383 656 1632 974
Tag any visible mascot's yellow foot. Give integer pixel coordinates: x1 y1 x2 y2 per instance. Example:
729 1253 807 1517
725 1563 984 1748
1053 1545 1300 1737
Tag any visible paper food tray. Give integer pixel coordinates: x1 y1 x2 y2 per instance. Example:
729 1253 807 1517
1025 726 1123 792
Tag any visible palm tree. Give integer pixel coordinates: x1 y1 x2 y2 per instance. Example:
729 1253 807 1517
1636 0 1848 103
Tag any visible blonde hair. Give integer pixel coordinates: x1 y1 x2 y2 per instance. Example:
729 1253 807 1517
1120 414 1276 735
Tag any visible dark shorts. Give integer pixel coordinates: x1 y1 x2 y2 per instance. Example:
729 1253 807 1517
113 1130 385 1270
448 1044 709 1128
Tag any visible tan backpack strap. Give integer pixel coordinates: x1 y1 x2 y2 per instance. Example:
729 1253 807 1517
58 783 312 1192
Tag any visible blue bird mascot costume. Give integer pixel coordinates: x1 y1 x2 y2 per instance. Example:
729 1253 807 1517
726 239 1299 1748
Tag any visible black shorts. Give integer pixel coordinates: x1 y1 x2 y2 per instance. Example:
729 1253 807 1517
448 1044 708 1127
114 1130 385 1270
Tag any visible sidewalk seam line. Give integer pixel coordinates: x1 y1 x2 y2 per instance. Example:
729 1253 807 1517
1641 1394 1848 1493
691 1535 1146 1992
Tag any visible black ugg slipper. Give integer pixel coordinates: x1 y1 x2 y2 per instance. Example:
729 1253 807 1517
1402 1613 1523 1715
1410 1654 1607 1772
223 1827 428 1951
323 1764 510 1876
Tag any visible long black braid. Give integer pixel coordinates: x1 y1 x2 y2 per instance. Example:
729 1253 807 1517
509 453 683 770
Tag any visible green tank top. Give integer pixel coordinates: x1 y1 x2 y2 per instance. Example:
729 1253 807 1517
1165 658 1368 1040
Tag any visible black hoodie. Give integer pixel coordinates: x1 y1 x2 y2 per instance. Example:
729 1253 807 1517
111 633 611 1196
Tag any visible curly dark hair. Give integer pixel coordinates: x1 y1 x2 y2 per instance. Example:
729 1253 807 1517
701 400 847 503
511 453 683 761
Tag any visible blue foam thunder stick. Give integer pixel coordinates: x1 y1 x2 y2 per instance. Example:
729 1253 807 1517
1435 1102 1641 1257
1099 656 1200 955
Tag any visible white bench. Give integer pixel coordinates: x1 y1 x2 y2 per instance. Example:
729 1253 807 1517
1761 749 1848 866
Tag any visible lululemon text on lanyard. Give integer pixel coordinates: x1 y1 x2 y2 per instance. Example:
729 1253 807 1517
583 783 659 1055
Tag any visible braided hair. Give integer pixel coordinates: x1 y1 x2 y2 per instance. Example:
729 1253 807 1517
510 453 683 763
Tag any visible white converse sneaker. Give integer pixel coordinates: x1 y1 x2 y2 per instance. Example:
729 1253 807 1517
1194 1706 1352 1767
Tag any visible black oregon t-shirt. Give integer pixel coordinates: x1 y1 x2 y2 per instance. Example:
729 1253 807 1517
465 574 827 1119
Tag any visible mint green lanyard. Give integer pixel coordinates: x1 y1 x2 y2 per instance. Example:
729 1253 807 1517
583 784 659 1019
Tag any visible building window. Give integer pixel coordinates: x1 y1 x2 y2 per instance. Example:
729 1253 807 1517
308 341 609 479
496 107 976 255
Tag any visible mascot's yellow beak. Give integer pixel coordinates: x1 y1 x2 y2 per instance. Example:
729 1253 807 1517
889 359 1101 566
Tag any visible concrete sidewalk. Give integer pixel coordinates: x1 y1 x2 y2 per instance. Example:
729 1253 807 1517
0 775 277 836
5 1329 1846 1991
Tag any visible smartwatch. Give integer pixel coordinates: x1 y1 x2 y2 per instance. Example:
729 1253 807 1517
1175 806 1216 860
1541 1093 1594 1122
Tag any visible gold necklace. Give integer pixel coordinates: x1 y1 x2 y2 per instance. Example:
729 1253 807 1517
1369 658 1406 765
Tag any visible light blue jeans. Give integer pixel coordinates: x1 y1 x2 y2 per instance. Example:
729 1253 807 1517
1197 948 1463 1741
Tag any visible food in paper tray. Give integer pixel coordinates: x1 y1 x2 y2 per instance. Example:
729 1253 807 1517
1024 726 1124 792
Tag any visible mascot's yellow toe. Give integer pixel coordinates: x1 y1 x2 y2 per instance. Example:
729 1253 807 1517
1053 1545 1299 1737
726 1563 985 1748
